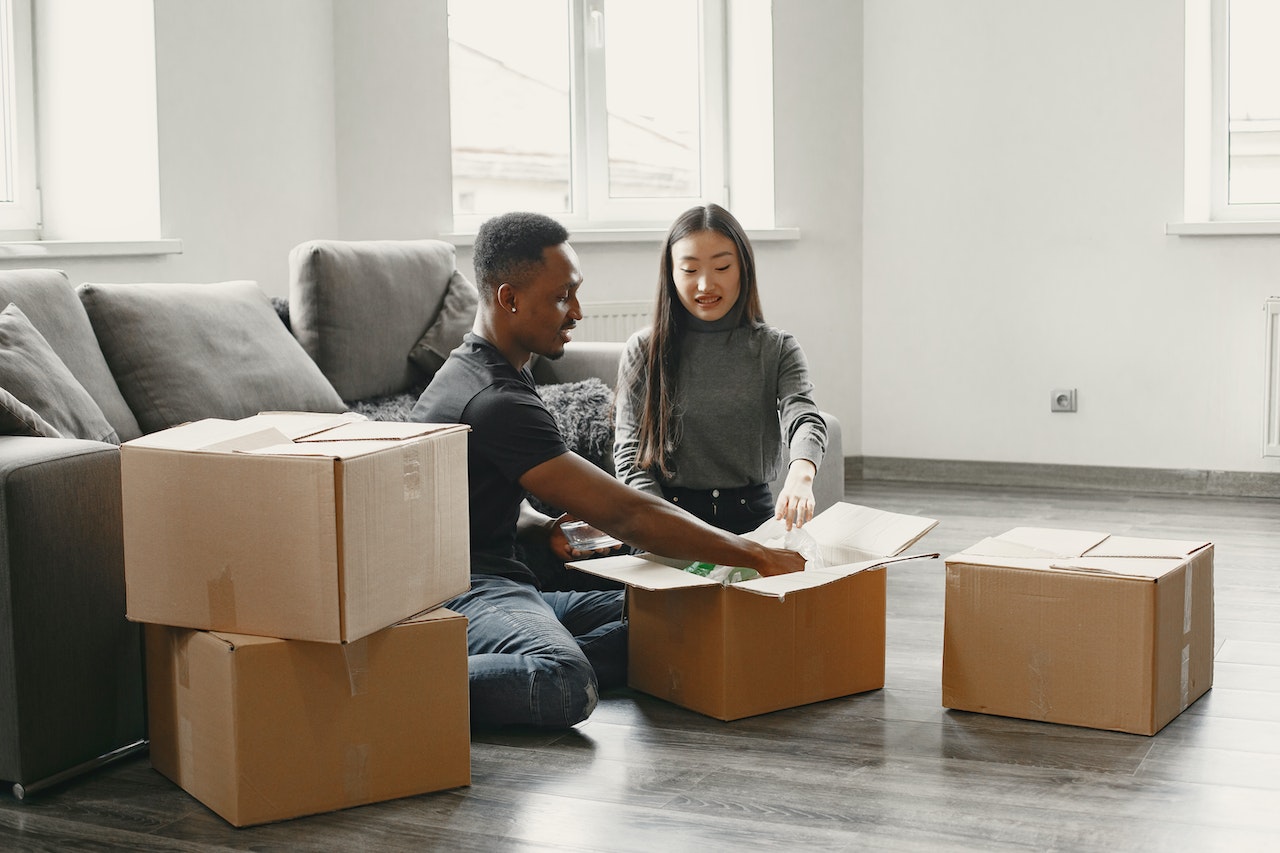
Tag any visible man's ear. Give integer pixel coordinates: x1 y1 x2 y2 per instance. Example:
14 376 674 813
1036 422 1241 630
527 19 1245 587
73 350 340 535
496 282 518 314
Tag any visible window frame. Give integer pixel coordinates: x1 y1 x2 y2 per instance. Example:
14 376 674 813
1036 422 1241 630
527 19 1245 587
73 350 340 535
0 0 40 237
1182 0 1280 225
449 0 728 233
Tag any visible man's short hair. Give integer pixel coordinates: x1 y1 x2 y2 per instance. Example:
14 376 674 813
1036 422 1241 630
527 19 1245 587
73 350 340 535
472 212 570 300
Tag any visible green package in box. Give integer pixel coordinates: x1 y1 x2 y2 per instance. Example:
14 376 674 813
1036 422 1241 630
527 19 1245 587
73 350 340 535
683 561 760 585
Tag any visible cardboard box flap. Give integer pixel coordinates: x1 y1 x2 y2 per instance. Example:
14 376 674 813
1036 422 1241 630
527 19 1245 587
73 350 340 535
948 556 1069 574
746 502 939 562
123 418 293 453
400 607 466 627
737 552 940 599
200 428 296 453
572 551 940 598
204 631 280 651
299 421 467 443
242 411 368 440
240 439 416 460
567 553 720 591
1049 556 1189 580
956 527 1110 560
1083 535 1211 559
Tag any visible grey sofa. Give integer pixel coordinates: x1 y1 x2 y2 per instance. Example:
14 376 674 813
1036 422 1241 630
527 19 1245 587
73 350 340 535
0 238 842 796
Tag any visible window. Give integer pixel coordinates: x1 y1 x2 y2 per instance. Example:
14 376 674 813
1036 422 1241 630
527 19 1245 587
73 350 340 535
0 0 165 251
0 0 39 236
446 0 726 230
1222 0 1280 208
1182 0 1280 225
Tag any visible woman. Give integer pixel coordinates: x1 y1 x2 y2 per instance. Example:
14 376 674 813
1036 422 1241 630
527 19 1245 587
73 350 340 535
614 204 827 534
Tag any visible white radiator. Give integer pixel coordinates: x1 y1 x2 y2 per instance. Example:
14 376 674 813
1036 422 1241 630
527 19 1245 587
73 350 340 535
574 299 653 343
1266 298 1280 457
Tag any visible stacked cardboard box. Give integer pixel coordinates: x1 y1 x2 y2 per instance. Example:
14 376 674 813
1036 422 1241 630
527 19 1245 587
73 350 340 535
122 412 473 826
570 502 939 721
943 527 1214 735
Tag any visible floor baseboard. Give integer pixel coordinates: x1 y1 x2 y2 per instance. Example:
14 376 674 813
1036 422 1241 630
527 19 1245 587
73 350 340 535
846 456 1280 500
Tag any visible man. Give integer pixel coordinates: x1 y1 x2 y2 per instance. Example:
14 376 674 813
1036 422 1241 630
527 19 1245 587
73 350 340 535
411 211 804 730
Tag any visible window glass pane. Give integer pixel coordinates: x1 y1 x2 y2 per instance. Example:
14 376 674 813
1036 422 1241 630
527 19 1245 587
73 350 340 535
603 0 701 199
448 0 571 216
1227 0 1280 204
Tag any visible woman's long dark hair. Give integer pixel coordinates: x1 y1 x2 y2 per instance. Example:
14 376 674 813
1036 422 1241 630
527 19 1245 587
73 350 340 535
623 204 765 480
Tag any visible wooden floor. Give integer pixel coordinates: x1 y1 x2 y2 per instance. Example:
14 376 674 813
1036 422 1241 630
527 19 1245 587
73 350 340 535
2 480 1278 851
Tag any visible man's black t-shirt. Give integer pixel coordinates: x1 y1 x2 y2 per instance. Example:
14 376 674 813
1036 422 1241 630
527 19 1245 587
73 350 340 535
410 333 567 585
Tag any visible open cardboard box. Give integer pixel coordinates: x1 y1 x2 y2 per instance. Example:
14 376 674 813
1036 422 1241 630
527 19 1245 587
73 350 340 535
570 502 939 720
943 527 1214 735
123 412 470 643
146 607 470 827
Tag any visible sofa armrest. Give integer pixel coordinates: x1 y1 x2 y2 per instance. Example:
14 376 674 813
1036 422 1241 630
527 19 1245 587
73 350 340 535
765 411 845 516
530 341 625 388
814 412 844 514
0 436 145 788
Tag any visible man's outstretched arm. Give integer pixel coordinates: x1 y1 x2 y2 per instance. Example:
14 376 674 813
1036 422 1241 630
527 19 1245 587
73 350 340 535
519 452 805 577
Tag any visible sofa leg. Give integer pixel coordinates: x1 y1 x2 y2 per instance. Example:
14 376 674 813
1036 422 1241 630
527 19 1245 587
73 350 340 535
11 739 149 800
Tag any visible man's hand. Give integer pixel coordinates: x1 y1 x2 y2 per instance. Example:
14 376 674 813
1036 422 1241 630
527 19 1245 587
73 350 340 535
549 513 625 561
776 459 817 530
754 546 807 577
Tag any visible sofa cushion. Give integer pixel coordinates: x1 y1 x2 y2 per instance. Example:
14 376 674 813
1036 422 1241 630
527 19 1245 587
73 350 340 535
407 271 479 378
289 239 462 401
0 269 143 441
78 280 347 434
0 303 118 443
0 387 63 438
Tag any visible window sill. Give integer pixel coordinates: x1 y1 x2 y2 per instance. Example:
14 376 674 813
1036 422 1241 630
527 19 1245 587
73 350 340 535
1166 221 1280 236
0 238 182 258
442 226 800 247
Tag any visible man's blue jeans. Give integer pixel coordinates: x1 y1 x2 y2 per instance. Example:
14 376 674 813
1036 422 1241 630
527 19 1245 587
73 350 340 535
444 574 626 729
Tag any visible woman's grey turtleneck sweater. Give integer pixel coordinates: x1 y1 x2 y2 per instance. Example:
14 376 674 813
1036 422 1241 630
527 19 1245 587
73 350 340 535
613 314 827 498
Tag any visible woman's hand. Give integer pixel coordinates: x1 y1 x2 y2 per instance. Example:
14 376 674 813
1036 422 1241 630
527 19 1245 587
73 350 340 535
775 459 818 530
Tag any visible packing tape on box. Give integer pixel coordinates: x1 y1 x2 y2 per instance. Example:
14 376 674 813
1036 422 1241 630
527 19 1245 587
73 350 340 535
1184 562 1194 635
207 566 237 628
344 742 371 802
179 716 195 774
342 637 370 696
403 445 422 501
176 632 190 689
1181 644 1191 709
1180 561 1195 709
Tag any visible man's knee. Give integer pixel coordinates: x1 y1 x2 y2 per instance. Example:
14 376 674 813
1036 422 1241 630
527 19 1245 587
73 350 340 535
530 654 600 728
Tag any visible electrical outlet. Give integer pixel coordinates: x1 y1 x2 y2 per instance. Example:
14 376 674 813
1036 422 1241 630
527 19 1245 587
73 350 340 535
1051 388 1077 413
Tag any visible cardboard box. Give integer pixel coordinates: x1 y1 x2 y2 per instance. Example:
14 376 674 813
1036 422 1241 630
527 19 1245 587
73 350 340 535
123 412 470 643
942 528 1214 735
570 502 938 720
145 608 471 827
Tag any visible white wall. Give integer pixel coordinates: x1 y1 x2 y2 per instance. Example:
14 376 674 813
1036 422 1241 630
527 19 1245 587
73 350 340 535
863 0 1280 474
332 0 453 240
